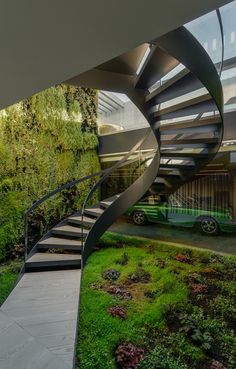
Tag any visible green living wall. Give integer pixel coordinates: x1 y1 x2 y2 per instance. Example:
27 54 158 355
0 85 100 261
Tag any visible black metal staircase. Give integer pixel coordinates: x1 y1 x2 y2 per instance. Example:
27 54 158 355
24 23 224 268
20 21 224 368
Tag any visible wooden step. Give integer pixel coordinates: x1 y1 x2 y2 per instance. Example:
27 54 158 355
67 215 96 227
84 207 104 217
25 252 82 272
52 225 89 238
37 237 82 252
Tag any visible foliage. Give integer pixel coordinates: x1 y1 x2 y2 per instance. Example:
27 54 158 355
108 306 127 320
115 343 144 369
0 261 22 305
137 345 188 369
77 233 236 369
0 85 100 260
102 268 120 281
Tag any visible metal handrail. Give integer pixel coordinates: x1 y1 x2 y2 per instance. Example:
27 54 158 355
216 8 224 78
24 129 154 260
24 170 107 260
80 128 154 251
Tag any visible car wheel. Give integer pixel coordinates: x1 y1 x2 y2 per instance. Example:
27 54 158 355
132 210 147 226
199 217 219 236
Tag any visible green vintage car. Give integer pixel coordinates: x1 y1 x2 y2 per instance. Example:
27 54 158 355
127 195 236 236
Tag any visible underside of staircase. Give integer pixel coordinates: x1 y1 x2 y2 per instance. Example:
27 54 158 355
0 19 224 369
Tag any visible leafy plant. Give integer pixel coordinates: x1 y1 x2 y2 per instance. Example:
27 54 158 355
108 306 127 320
116 252 129 266
175 254 193 264
0 84 100 261
128 268 151 283
107 285 132 300
115 343 144 369
211 360 227 369
102 269 120 281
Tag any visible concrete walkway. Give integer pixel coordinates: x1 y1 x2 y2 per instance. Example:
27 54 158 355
110 216 236 255
0 269 81 369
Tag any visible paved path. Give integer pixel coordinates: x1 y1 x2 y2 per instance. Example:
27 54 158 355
0 269 81 369
110 216 236 255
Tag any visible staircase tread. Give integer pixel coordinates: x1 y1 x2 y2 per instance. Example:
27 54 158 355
52 225 89 234
38 237 82 246
85 207 104 214
27 252 81 263
68 215 96 223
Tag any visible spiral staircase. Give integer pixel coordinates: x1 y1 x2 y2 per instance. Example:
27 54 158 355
0 24 223 369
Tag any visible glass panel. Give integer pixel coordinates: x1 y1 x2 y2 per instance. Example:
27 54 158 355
185 10 223 71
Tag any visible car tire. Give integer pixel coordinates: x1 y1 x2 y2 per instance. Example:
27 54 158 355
132 210 147 226
198 216 219 236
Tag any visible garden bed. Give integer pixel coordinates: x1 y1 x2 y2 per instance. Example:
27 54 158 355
77 232 236 369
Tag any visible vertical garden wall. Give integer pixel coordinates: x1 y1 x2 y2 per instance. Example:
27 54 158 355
0 84 100 261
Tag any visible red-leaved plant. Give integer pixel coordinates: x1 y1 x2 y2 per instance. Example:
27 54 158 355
211 359 227 369
107 286 132 300
108 306 127 320
191 284 208 294
175 254 192 264
115 343 144 368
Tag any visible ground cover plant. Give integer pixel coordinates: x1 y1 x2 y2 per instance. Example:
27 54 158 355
77 233 236 369
0 261 22 305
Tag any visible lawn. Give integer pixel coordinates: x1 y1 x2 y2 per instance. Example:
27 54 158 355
0 261 22 306
0 234 235 369
77 232 236 369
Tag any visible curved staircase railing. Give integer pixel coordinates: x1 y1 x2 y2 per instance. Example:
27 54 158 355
23 20 224 271
15 14 225 369
24 128 158 262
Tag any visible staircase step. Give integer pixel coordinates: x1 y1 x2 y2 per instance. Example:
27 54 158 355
152 93 212 119
37 237 82 251
100 200 113 208
161 137 219 145
160 150 209 158
135 46 178 90
67 215 96 227
146 68 189 103
160 116 221 133
52 225 89 238
84 207 104 217
25 252 82 272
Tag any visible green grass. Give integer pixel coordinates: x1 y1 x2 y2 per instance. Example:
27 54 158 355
77 232 236 369
0 261 22 305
